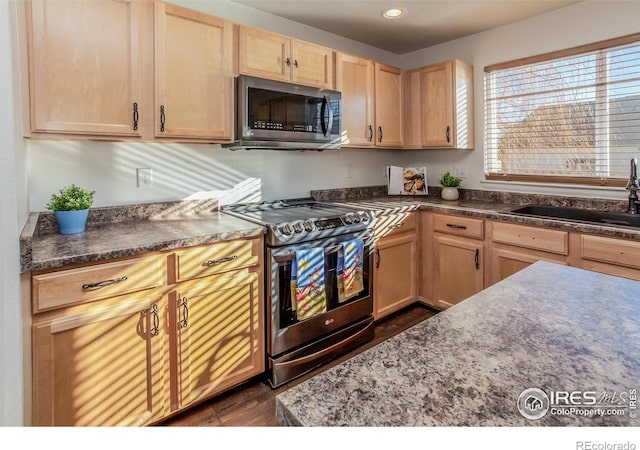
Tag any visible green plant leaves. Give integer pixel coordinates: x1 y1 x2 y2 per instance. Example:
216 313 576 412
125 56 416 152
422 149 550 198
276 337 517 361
45 184 95 211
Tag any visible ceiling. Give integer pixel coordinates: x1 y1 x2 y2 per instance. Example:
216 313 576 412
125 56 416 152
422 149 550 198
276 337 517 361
230 0 580 54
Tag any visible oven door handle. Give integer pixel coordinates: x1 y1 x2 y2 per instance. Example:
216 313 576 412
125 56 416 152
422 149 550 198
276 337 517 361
273 245 344 263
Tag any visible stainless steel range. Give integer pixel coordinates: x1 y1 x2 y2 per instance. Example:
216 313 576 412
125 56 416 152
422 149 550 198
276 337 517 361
222 198 375 387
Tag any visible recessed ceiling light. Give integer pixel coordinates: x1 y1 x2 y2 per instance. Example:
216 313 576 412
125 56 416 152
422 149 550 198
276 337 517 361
382 8 407 20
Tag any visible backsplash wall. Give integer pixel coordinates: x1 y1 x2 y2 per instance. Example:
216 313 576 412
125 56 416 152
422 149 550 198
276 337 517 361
28 140 415 209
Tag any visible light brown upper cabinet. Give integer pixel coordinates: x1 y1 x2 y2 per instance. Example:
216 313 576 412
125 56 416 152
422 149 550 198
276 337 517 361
374 63 404 148
237 26 333 89
26 0 143 136
404 59 474 149
155 2 233 140
335 53 375 147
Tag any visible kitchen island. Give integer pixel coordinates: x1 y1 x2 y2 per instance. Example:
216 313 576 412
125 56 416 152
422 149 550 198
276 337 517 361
276 261 640 426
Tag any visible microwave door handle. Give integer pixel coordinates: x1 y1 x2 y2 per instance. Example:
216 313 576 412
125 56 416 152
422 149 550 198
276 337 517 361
321 95 333 138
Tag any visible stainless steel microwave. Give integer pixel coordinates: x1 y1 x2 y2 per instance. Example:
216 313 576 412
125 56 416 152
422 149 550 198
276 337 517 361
225 75 342 150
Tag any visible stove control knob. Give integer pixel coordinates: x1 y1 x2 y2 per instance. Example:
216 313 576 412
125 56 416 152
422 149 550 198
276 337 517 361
279 224 293 235
303 221 314 232
360 214 370 223
293 223 303 233
343 215 353 224
351 215 361 223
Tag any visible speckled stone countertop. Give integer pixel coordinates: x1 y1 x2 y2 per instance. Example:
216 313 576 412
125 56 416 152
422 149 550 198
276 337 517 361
20 200 265 273
311 186 640 240
276 261 640 426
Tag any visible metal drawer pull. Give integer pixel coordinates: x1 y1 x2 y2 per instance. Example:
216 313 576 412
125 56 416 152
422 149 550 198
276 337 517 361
389 222 405 229
203 255 238 267
150 304 160 336
82 276 128 290
446 223 467 230
180 297 189 329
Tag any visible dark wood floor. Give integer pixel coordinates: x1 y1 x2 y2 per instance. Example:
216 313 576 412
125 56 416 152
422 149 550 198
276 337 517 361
159 303 438 426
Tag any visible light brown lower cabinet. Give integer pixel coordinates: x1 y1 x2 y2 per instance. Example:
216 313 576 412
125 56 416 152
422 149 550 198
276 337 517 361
432 234 484 309
373 211 417 320
489 247 568 285
577 233 640 281
374 233 417 320
171 270 263 410
32 291 166 426
30 237 264 426
487 221 569 286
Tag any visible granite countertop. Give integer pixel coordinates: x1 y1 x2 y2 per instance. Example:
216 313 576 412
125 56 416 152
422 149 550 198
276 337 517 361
20 201 265 273
330 195 640 240
275 261 640 426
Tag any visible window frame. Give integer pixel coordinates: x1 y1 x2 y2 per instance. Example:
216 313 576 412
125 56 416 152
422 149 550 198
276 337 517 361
484 32 640 187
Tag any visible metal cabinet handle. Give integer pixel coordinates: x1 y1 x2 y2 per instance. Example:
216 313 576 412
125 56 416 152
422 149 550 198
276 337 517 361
150 304 160 336
82 276 127 290
286 57 291 66
378 126 383 143
160 105 166 132
294 59 299 68
376 248 381 269
180 297 189 329
389 222 404 229
446 223 467 230
475 249 480 270
446 125 451 143
203 255 237 267
368 125 373 142
133 102 139 131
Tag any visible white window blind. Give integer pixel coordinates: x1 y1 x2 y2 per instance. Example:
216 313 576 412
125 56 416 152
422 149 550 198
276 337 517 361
484 34 640 186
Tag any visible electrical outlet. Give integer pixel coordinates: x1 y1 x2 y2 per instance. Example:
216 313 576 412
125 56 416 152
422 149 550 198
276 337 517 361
346 164 353 179
137 168 153 188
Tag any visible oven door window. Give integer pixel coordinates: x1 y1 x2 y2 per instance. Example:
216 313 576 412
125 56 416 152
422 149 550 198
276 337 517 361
277 247 370 328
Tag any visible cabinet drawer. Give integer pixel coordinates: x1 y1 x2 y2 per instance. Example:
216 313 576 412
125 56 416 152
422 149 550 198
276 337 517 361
433 214 483 240
492 222 568 255
172 238 261 282
32 255 164 312
581 234 640 269
375 212 416 239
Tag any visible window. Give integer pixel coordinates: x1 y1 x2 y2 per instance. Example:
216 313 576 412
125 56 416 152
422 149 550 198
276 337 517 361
484 33 640 186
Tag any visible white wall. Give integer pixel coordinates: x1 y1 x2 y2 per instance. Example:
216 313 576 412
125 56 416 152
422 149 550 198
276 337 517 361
28 141 403 209
1 0 26 427
397 0 640 201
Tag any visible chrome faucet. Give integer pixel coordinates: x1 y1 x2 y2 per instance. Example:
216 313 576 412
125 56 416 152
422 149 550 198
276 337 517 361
626 158 640 214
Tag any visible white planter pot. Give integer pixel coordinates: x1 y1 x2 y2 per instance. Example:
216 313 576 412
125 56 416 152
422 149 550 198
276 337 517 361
441 187 459 201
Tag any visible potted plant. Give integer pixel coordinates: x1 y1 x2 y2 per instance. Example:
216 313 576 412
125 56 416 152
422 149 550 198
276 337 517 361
46 184 95 234
438 171 462 201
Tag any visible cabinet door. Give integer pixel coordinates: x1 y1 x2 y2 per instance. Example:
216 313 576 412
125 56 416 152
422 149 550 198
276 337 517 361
403 68 424 148
433 234 483 309
374 233 417 320
422 61 454 147
155 3 233 140
238 26 291 82
335 53 375 147
489 247 567 286
27 0 142 136
291 40 333 88
374 63 404 147
173 271 264 410
32 296 165 426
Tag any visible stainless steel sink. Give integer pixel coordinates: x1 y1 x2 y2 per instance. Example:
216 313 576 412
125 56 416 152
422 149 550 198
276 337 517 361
508 205 640 228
